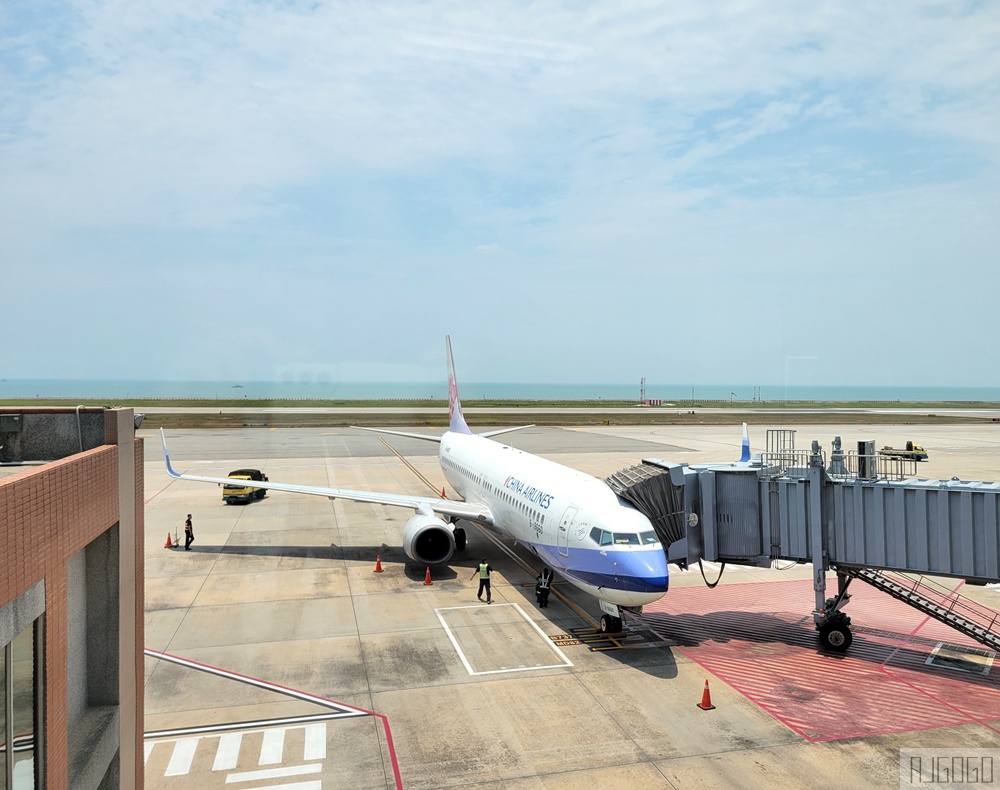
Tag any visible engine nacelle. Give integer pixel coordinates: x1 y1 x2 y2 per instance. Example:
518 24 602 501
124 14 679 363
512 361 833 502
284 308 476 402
402 513 455 565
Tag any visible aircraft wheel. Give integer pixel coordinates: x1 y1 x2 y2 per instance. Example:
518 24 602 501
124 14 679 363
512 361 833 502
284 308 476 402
454 528 466 551
819 620 853 652
600 615 622 634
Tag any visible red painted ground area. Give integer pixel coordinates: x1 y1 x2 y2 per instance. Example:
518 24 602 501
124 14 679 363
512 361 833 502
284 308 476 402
639 578 1000 741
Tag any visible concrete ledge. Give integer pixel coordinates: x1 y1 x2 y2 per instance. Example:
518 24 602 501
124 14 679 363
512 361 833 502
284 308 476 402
0 579 44 646
68 705 119 790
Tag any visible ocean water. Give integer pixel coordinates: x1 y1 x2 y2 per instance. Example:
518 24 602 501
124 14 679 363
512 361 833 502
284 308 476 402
2 379 1000 402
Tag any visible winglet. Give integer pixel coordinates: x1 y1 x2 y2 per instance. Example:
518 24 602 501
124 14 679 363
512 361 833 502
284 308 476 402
160 428 181 478
739 422 751 463
446 336 472 435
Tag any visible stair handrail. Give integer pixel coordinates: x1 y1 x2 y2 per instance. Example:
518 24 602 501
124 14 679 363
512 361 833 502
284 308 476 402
845 566 1000 643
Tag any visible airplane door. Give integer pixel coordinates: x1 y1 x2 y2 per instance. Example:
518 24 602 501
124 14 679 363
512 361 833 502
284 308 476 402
558 506 578 557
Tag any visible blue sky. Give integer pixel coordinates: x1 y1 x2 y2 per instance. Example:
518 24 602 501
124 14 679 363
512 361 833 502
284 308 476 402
2 2 998 387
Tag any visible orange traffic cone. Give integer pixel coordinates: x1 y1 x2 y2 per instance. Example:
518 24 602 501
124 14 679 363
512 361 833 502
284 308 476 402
697 679 716 711
374 555 383 573
441 487 446 498
423 566 433 585
165 532 173 549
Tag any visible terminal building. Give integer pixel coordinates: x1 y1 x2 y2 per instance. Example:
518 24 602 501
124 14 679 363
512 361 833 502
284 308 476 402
0 407 143 789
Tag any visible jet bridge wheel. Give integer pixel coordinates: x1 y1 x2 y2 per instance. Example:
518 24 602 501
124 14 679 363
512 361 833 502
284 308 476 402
818 616 853 652
600 614 623 634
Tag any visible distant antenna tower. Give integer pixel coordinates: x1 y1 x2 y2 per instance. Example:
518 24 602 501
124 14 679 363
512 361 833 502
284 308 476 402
640 377 646 403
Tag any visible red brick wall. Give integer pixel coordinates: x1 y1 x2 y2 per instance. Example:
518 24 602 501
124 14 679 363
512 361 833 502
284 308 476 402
0 439 144 789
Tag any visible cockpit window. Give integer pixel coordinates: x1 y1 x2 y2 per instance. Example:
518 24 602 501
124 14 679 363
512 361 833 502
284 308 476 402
613 532 640 545
640 531 659 545
589 528 617 546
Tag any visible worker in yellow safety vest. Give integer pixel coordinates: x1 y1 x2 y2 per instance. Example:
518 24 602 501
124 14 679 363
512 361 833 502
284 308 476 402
470 559 494 604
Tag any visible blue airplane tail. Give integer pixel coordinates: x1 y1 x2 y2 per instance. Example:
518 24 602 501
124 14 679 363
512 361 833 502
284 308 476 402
739 422 751 462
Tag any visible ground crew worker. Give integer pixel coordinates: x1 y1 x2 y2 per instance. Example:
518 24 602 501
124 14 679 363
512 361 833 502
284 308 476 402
535 567 553 608
471 558 493 603
184 514 194 551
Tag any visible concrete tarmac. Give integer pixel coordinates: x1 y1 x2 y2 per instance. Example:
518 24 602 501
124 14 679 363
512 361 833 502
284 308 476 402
141 424 1000 789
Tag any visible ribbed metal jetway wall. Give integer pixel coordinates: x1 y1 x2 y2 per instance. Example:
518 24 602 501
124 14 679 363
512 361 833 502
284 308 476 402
634 444 1000 652
825 478 1000 581
641 455 1000 584
761 474 814 564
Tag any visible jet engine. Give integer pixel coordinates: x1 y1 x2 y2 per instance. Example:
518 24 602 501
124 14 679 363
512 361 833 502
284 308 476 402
402 512 455 565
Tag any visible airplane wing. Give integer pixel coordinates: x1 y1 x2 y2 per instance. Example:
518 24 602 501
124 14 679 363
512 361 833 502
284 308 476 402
478 425 535 438
350 425 536 441
350 426 444 442
160 430 494 525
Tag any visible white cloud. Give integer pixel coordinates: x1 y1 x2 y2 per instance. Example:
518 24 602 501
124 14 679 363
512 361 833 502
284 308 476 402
2 1 1000 384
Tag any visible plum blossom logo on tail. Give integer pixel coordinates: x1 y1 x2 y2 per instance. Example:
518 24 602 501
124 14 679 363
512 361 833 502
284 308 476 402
449 377 458 421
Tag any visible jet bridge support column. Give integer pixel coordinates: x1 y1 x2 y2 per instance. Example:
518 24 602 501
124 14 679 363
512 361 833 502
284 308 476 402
806 441 826 624
807 441 855 650
809 441 828 620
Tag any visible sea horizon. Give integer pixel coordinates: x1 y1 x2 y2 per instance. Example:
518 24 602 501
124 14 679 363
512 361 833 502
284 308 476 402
3 379 1000 402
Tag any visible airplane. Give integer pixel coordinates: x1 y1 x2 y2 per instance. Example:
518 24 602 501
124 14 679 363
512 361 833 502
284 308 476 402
161 336 669 632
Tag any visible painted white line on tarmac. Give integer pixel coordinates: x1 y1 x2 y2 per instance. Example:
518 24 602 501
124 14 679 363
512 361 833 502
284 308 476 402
145 711 358 740
436 603 574 676
436 607 477 675
225 763 322 783
303 723 327 760
164 737 199 776
509 601 575 666
259 728 285 765
212 733 242 771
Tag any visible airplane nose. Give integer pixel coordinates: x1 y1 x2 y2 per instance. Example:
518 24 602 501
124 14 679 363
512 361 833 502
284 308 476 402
619 549 669 593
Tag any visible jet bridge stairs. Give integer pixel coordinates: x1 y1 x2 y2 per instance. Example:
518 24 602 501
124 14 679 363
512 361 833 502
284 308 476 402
606 431 1000 653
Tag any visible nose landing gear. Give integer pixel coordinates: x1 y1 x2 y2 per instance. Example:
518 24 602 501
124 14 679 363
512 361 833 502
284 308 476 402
600 614 624 634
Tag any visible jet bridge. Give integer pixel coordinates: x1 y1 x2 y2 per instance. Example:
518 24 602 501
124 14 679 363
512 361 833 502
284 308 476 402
606 431 1000 653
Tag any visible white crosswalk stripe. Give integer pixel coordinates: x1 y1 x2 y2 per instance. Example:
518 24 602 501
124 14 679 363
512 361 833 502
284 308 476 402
259 729 285 765
212 733 242 771
224 764 321 783
146 722 328 778
164 737 199 777
303 724 326 761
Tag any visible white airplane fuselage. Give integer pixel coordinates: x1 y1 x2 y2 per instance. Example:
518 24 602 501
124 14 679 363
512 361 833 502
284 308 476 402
439 431 669 608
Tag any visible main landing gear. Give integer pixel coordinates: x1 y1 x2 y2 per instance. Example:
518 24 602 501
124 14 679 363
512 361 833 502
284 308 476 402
815 573 854 652
454 527 466 551
817 612 853 652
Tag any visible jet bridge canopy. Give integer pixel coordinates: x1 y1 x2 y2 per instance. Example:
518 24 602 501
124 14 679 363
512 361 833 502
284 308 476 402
605 462 686 548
